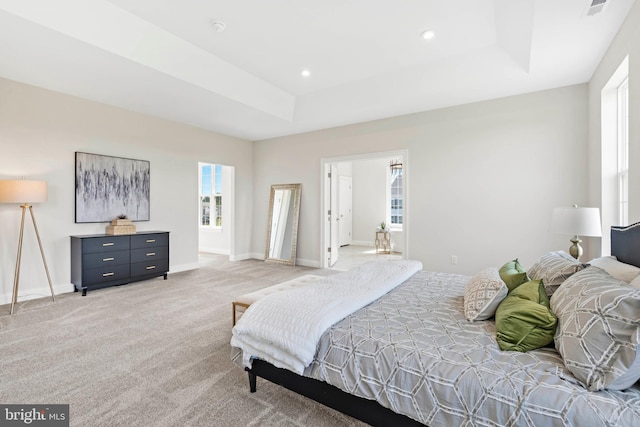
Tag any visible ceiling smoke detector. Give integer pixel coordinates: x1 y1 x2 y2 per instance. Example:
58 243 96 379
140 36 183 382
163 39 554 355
210 20 226 33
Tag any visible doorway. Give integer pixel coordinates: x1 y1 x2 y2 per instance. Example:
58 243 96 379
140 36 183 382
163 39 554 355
198 162 235 263
321 150 408 269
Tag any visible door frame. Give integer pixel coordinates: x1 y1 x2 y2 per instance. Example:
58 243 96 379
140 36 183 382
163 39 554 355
320 149 409 268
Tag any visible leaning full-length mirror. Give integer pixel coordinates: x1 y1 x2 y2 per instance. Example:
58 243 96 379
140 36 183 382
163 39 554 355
265 184 301 265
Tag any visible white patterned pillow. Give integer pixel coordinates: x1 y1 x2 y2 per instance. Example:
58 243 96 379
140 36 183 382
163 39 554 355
464 268 508 322
528 251 587 297
551 267 640 391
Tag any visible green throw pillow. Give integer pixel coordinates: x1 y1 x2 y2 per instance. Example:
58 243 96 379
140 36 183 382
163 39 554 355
499 259 529 292
495 280 557 352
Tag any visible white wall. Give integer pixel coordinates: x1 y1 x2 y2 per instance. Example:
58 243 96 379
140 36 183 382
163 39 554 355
0 77 253 304
253 84 589 274
336 162 352 177
588 0 640 255
352 158 388 244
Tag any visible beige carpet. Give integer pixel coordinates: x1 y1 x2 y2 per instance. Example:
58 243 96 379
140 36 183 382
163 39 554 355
0 256 368 427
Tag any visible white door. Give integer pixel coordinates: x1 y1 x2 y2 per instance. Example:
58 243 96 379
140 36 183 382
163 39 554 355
328 164 339 267
339 176 353 246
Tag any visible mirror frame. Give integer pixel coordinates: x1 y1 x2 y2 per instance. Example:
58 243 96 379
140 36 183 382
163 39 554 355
264 183 302 266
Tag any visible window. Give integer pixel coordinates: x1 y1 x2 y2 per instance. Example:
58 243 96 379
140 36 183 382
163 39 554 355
199 163 222 227
617 77 629 226
601 56 629 254
389 160 403 226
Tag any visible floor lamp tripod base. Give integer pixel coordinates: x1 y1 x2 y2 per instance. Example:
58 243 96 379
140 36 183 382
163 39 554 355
10 203 56 315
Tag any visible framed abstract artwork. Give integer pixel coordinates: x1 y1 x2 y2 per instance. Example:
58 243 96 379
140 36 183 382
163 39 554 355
75 152 150 223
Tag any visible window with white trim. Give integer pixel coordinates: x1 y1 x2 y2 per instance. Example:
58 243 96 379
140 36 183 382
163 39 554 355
199 163 222 228
389 160 403 226
601 56 628 254
617 77 629 226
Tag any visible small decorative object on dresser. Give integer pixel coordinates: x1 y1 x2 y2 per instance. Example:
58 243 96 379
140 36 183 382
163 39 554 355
70 231 169 296
106 214 136 235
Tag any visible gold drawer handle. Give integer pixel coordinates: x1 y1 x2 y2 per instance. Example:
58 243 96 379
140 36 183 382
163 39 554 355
103 272 115 277
146 252 156 256
102 242 114 247
146 239 156 243
146 266 156 270
102 257 114 262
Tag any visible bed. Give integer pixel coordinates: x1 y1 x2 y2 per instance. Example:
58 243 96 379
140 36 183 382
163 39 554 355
231 224 640 426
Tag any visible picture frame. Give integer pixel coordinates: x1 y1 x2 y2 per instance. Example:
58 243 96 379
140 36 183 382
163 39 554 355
75 152 150 223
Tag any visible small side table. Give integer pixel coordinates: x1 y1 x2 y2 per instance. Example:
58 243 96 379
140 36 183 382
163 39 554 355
375 231 391 254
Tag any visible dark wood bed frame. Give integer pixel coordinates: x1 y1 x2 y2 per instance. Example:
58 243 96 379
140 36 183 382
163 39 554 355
245 223 640 426
246 360 423 426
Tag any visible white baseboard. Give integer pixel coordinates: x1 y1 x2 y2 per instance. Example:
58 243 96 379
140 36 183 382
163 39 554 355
199 247 230 255
231 252 258 261
296 258 321 268
0 283 75 306
169 262 200 274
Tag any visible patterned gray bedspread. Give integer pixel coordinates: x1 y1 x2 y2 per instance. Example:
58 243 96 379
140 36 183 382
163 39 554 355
303 271 640 426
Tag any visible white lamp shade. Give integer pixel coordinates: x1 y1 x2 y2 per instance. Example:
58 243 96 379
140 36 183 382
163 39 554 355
0 180 48 204
551 206 602 237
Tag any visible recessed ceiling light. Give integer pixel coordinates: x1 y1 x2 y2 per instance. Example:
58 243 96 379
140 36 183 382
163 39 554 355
301 69 311 78
421 30 435 40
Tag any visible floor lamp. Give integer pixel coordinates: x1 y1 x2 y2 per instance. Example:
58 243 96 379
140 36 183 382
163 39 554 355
0 180 56 314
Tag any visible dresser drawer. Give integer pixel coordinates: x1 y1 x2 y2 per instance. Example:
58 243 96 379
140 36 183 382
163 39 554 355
82 264 130 285
131 233 169 249
131 246 169 263
83 250 130 268
82 236 130 253
131 259 169 278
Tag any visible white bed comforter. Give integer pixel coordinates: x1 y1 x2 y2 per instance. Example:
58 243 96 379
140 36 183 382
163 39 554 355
230 260 422 374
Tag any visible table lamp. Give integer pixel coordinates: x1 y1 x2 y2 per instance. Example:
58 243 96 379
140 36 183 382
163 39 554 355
0 180 56 314
550 204 602 260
